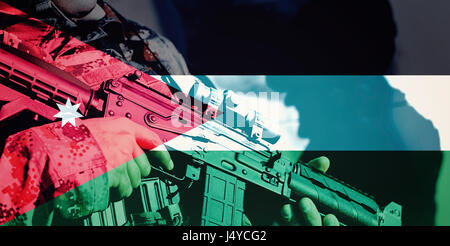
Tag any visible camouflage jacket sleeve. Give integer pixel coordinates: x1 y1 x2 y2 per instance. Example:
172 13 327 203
0 122 109 225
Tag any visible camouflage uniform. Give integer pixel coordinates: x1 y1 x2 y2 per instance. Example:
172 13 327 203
0 1 188 225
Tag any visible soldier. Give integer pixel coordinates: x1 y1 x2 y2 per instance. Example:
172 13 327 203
0 0 338 226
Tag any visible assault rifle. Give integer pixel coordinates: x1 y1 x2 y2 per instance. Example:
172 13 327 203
0 45 402 226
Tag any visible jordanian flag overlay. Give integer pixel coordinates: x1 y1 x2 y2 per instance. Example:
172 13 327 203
0 2 448 226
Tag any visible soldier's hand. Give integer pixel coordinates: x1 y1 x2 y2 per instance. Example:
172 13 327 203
276 156 340 226
83 117 173 198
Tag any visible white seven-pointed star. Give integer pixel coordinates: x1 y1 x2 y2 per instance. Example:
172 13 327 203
54 98 83 127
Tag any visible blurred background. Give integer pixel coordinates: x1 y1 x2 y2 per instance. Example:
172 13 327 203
105 0 450 225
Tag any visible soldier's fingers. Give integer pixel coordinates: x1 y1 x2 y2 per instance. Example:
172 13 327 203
146 147 174 171
129 120 164 149
127 159 142 189
307 156 330 173
323 214 340 226
280 204 294 224
127 120 174 171
133 143 151 177
118 172 133 198
298 197 322 226
107 169 119 189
